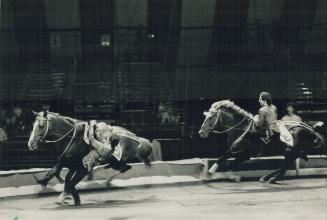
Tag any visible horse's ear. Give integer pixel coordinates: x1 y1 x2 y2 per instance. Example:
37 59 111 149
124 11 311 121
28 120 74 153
43 110 48 118
32 111 38 116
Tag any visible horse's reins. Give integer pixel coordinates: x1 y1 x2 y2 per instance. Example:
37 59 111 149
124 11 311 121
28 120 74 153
39 118 79 160
208 108 253 154
210 109 250 134
40 119 76 143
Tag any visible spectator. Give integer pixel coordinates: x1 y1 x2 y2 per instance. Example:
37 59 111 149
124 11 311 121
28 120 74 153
12 107 25 135
0 125 8 142
158 102 180 124
158 102 170 123
281 102 302 122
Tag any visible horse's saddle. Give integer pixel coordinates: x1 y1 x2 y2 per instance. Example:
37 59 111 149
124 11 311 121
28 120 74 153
251 119 315 147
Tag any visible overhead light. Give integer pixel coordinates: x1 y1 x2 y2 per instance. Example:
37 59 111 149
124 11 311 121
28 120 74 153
101 34 111 47
148 34 155 39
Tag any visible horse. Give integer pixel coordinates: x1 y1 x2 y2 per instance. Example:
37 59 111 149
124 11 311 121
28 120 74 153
28 111 153 205
198 100 325 183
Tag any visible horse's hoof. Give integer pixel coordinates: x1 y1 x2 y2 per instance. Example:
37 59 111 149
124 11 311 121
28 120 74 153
55 192 71 205
55 199 69 206
201 172 213 181
268 177 277 184
259 176 267 183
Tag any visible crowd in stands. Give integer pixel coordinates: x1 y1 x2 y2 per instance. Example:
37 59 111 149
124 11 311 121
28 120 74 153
0 103 36 142
157 102 181 125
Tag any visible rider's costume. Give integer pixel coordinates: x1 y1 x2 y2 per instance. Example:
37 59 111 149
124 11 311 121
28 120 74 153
82 122 119 172
254 104 278 142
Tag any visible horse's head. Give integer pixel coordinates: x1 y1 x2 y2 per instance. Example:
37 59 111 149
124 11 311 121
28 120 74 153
199 108 220 138
28 110 49 151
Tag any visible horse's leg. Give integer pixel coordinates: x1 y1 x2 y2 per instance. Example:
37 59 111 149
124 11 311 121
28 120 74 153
54 166 65 183
56 169 75 205
259 148 296 183
66 168 89 206
225 152 250 182
106 162 132 186
36 163 62 186
208 151 232 175
268 148 297 183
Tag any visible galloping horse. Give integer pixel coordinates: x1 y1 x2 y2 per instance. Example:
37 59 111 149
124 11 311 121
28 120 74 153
198 100 325 183
28 111 153 205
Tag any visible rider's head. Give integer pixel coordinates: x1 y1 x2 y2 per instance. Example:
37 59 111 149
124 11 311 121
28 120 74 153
259 92 272 106
95 122 112 142
286 102 296 115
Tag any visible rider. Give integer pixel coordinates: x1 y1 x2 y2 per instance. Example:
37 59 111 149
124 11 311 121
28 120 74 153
82 120 119 172
254 92 278 143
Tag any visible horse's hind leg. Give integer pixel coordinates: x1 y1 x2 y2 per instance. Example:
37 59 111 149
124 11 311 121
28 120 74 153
260 148 297 183
268 149 297 183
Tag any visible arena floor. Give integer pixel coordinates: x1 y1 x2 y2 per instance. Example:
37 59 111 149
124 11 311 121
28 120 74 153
0 178 326 220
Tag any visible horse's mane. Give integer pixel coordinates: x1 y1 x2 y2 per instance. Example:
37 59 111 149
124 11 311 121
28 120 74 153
210 100 254 119
48 112 81 125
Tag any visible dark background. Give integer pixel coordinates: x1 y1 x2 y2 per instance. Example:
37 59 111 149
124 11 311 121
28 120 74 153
0 0 326 170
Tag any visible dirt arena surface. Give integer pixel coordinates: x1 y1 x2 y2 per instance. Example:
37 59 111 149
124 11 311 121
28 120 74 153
0 178 326 220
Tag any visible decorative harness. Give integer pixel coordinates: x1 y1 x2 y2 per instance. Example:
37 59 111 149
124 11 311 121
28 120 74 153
38 115 80 160
206 108 254 153
210 109 250 134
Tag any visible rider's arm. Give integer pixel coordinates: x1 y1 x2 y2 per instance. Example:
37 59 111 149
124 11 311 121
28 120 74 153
88 124 112 154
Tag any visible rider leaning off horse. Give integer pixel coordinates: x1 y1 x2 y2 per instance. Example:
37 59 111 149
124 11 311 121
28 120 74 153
82 120 119 172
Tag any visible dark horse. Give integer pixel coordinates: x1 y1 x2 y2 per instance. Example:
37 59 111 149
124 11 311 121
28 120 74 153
28 111 153 205
198 100 325 183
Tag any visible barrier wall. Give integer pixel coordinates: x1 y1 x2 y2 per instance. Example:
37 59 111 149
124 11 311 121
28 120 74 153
0 156 326 198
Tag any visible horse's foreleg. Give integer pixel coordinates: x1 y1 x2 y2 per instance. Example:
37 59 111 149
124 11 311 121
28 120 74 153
54 166 65 183
208 152 232 175
36 163 62 186
56 169 75 205
224 152 250 182
67 168 88 206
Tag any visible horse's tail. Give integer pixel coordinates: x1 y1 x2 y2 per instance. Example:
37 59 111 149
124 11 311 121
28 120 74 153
312 121 326 151
138 138 153 170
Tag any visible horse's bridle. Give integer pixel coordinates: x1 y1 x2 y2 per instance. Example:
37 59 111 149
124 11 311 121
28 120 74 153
38 117 76 144
208 109 248 134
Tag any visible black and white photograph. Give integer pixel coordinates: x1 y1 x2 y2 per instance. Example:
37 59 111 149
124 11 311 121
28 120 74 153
0 0 326 219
